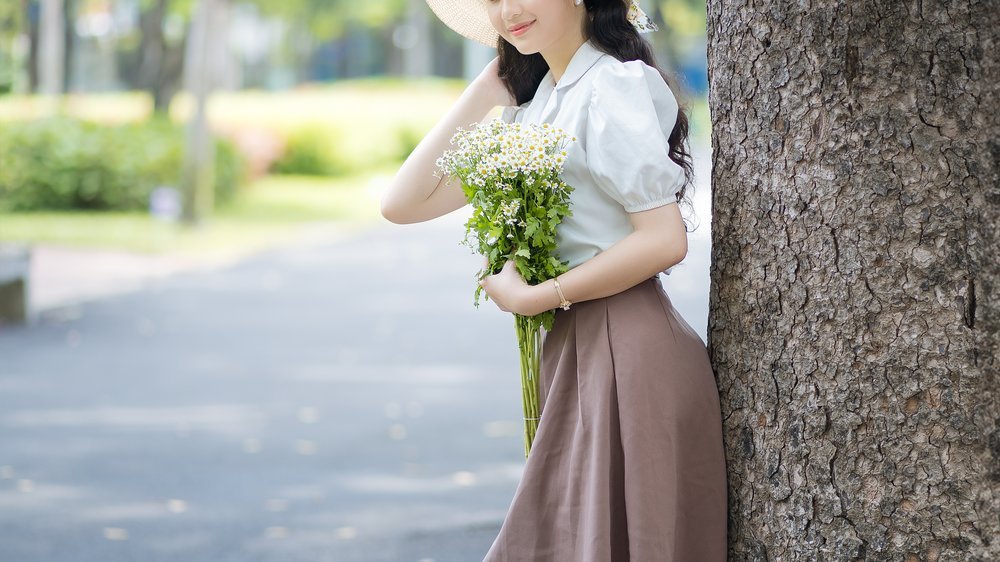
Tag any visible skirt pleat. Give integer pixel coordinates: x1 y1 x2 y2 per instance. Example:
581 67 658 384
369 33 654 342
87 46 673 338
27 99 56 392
483 276 728 562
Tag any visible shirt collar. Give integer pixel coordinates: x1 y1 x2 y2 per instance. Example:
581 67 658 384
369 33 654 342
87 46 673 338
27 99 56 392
541 38 609 93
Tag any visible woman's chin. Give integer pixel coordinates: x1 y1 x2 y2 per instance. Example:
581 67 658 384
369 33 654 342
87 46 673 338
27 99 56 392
508 41 539 56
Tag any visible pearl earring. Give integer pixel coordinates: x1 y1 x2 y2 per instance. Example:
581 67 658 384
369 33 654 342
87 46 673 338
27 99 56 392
575 0 583 5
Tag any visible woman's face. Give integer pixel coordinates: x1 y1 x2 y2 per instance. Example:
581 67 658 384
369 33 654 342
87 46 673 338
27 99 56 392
486 0 585 54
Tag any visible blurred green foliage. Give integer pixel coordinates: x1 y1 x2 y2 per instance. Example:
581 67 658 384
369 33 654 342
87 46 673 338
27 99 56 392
395 124 424 162
0 0 23 94
658 0 708 60
0 116 246 212
270 119 430 177
248 0 407 40
271 125 351 176
0 168 388 254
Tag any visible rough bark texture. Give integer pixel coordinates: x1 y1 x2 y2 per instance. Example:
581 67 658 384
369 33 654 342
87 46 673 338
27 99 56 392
705 1 998 560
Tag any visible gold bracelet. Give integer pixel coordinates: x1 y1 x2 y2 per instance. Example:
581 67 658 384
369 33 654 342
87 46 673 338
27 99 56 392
553 277 572 310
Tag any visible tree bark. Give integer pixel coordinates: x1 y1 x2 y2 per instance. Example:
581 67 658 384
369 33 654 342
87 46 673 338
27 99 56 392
705 0 998 560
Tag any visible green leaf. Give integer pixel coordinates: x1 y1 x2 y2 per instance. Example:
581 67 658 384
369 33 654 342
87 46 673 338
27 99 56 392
524 217 539 238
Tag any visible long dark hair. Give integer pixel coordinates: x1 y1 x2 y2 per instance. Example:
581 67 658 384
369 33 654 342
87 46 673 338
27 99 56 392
496 0 695 231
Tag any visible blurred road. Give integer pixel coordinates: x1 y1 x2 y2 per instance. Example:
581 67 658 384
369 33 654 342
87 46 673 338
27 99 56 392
0 143 712 562
0 209 527 562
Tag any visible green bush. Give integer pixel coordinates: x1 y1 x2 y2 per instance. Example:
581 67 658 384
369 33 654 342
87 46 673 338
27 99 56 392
0 116 246 212
395 124 424 161
213 132 245 203
270 125 351 177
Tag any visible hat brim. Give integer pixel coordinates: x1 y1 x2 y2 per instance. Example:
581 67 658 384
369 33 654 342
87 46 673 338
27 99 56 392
423 0 656 48
424 0 498 48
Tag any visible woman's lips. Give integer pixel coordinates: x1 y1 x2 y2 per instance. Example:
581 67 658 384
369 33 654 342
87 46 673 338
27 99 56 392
510 21 534 36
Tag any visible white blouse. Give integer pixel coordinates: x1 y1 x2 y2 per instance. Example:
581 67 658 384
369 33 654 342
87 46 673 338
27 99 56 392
499 38 685 274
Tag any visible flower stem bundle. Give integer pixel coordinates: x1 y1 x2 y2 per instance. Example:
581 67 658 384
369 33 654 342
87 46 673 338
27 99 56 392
436 118 575 458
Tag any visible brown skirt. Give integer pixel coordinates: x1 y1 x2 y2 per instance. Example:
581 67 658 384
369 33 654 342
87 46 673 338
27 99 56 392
483 275 728 562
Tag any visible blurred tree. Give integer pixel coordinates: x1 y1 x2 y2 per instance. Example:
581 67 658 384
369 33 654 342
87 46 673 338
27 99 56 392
401 0 431 78
137 0 184 112
652 0 708 93
38 0 64 96
14 0 76 95
23 0 39 90
248 0 406 40
657 0 705 44
116 0 193 114
180 0 224 224
0 0 25 93
245 0 408 81
61 0 76 91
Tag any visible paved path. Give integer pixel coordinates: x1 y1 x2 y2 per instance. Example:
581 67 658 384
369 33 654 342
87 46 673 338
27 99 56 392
0 143 713 562
20 222 371 314
0 210 528 562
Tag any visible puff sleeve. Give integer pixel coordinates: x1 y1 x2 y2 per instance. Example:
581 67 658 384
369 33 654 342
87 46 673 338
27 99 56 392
584 60 685 212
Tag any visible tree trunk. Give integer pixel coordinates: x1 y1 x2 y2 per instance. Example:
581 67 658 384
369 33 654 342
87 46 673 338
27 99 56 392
402 0 432 78
705 0 998 560
138 0 185 115
37 0 62 96
180 0 225 226
61 0 74 92
25 0 39 92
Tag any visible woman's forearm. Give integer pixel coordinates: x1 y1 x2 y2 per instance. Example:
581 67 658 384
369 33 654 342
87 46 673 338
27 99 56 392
520 227 685 317
381 84 496 222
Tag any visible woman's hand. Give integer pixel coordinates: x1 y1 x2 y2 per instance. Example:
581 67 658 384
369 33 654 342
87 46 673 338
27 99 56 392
479 258 533 315
470 56 517 108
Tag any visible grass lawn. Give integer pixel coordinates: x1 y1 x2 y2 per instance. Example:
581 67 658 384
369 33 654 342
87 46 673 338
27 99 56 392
0 166 392 256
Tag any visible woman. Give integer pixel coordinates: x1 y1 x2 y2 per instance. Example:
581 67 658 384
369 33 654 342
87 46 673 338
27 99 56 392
381 1 728 560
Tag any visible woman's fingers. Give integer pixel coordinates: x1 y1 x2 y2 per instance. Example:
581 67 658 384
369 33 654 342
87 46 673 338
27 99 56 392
478 256 510 312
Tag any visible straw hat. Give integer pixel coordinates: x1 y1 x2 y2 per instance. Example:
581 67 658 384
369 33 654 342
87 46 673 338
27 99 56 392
423 0 658 48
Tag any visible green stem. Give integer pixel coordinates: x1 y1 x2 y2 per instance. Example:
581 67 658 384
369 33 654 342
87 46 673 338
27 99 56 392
515 314 542 458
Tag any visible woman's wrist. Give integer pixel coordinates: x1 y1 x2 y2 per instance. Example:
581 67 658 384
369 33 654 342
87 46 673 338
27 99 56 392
520 278 564 317
463 79 507 114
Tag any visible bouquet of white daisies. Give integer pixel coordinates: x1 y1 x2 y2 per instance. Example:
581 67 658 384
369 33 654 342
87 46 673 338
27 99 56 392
435 118 575 457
